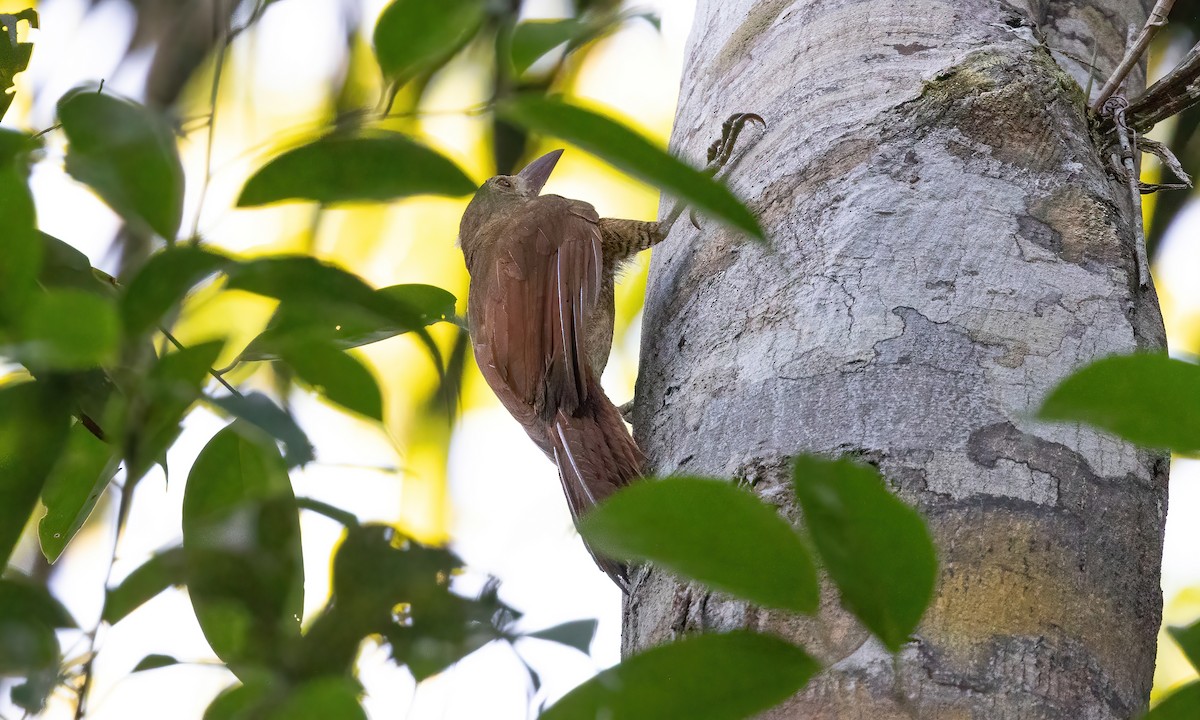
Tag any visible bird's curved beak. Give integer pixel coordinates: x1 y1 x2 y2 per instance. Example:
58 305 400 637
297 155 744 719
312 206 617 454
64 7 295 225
517 149 563 195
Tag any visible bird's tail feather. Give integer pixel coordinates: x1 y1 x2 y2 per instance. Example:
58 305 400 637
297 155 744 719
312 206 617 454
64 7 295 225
550 380 643 590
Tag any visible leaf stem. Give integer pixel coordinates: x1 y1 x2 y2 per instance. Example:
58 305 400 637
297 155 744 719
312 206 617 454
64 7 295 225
159 327 241 397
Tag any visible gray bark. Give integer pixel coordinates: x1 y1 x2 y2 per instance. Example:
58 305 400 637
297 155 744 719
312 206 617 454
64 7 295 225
625 1 1168 717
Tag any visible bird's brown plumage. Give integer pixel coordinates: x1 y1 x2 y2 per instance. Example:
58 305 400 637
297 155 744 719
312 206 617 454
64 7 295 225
461 166 644 589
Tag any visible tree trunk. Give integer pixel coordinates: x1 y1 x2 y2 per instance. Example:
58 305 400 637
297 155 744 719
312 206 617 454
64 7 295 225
625 1 1168 717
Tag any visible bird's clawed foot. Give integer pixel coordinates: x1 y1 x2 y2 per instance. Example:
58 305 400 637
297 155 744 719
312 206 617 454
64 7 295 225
690 112 766 229
705 112 766 174
618 399 635 425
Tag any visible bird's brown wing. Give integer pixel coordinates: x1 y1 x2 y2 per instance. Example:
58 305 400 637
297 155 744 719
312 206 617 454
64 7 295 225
468 195 641 590
474 195 602 425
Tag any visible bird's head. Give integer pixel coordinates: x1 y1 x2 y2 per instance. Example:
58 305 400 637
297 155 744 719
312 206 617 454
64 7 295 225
459 149 563 252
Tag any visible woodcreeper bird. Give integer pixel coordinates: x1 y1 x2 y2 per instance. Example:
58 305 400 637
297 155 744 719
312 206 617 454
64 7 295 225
458 114 763 590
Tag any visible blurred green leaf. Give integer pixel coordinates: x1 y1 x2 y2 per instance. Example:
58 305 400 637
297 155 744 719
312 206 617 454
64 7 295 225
15 288 120 371
0 577 77 629
0 10 38 121
121 246 232 338
792 455 937 651
279 340 383 421
123 340 225 483
237 134 475 207
102 547 188 625
238 283 456 363
498 95 763 240
1145 681 1200 719
1038 353 1200 455
579 477 819 613
266 678 366 720
223 256 441 368
0 128 40 324
1168 619 1200 672
509 19 584 74
38 422 121 563
509 12 658 76
58 87 185 240
131 653 180 673
0 576 74 680
207 392 315 468
0 381 71 567
10 666 58 714
183 423 304 674
0 617 57 677
541 631 818 720
37 232 116 296
525 619 596 655
372 0 486 86
292 525 513 681
203 677 277 720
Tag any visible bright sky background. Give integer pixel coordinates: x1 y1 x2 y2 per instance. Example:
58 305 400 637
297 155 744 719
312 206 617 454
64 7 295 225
1 0 1198 716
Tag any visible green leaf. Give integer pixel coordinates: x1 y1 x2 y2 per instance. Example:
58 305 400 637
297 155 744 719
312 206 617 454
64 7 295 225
578 477 819 613
121 246 232 338
372 0 486 86
1168 619 1200 672
0 577 77 629
207 392 315 468
10 666 58 714
102 547 188 625
0 10 38 122
525 619 596 655
266 678 367 720
183 424 304 673
498 95 763 240
16 289 120 370
37 232 116 296
508 12 658 76
290 524 508 681
238 283 456 363
203 678 277 720
792 455 937 651
509 19 584 74
237 133 475 207
58 87 185 240
1146 681 1200 719
0 382 71 567
223 256 441 368
541 631 818 720
0 128 40 323
131 653 180 672
1038 353 1200 455
38 422 121 562
0 577 74 678
279 340 383 421
123 340 225 483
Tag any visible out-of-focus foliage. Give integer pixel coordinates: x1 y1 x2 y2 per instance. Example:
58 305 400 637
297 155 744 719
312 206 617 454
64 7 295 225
1038 353 1200 456
540 631 819 720
579 476 820 613
0 9 36 120
0 1 799 717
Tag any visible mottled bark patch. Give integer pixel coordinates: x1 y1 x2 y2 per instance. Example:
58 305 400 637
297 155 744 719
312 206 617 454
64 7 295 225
1024 186 1130 275
897 48 1085 171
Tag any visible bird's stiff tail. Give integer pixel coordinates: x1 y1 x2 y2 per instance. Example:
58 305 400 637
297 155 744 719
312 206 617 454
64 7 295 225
549 379 644 591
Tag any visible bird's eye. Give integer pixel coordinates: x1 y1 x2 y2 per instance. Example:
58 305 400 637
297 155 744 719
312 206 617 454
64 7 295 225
495 177 513 189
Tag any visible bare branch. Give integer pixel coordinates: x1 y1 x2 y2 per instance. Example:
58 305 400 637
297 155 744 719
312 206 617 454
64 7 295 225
1125 39 1200 132
1104 99 1151 287
1091 0 1175 111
